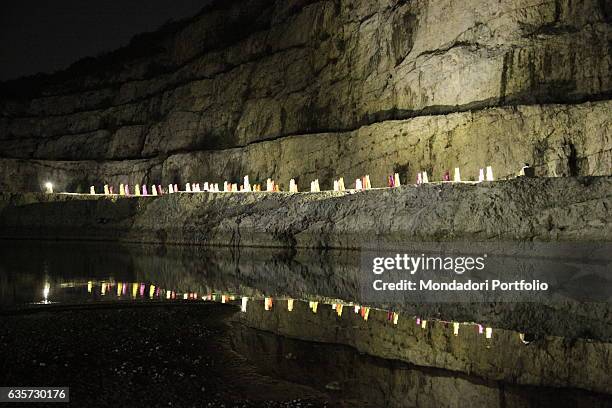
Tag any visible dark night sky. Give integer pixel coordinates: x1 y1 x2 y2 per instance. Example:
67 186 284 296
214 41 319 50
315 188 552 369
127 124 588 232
0 0 206 82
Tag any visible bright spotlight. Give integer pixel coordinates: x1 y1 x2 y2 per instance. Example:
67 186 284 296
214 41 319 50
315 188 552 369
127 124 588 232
43 282 50 302
44 182 54 193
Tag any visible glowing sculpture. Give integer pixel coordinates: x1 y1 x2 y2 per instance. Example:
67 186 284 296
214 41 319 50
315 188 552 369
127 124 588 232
119 184 125 196
243 176 251 192
289 179 298 193
142 185 148 196
132 283 138 298
422 171 429 184
117 283 122 296
149 285 155 298
231 183 238 191
421 319 427 329
169 184 174 194
44 182 54 194
333 180 339 191
478 169 485 182
139 284 145 297
104 185 110 195
355 179 363 190
365 175 371 189
454 168 461 182
354 305 360 314
151 185 158 196
393 312 399 325
310 179 320 192
221 295 227 304
287 299 294 312
158 185 163 195
101 283 107 295
485 327 493 339
43 282 50 302
265 297 273 311
453 322 460 336
90 186 96 195
166 290 171 300
336 304 343 317
309 301 318 313
125 185 131 196
486 166 494 181
241 297 248 312
135 185 141 196
519 164 535 177
416 173 422 185
186 183 192 192
87 281 93 293
394 173 401 187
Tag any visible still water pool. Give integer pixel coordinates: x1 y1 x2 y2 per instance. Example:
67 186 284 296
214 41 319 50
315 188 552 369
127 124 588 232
0 240 610 407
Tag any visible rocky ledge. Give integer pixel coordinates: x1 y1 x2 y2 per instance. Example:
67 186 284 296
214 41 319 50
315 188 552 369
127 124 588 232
0 176 610 245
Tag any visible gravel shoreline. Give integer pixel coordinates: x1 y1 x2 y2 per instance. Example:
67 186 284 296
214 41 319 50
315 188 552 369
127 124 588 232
0 303 337 407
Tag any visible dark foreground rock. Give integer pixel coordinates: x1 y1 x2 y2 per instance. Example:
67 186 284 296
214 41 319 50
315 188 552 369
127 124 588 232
0 177 610 246
0 303 333 408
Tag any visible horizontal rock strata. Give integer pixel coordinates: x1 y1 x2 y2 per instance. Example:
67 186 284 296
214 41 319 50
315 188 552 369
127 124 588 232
239 298 612 394
0 0 610 191
0 177 609 245
1 101 610 193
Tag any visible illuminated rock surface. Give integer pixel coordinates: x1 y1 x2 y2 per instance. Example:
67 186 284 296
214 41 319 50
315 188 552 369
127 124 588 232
0 177 609 243
0 0 610 191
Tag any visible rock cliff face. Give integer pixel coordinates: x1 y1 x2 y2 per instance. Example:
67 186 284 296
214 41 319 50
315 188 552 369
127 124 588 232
1 177 610 244
0 0 610 192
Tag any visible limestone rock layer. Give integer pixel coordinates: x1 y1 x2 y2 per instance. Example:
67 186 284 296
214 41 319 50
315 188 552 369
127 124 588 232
0 0 610 191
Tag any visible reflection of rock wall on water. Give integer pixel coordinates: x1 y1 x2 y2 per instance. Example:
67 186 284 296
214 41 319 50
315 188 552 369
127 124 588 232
2 239 611 396
237 298 612 395
3 241 610 343
0 0 610 192
230 323 612 408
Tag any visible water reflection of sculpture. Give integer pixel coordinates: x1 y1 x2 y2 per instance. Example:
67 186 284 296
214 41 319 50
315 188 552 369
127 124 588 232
71 280 502 345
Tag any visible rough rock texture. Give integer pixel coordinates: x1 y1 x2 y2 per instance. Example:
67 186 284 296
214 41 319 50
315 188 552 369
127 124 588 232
1 177 609 244
238 298 612 394
0 0 610 191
